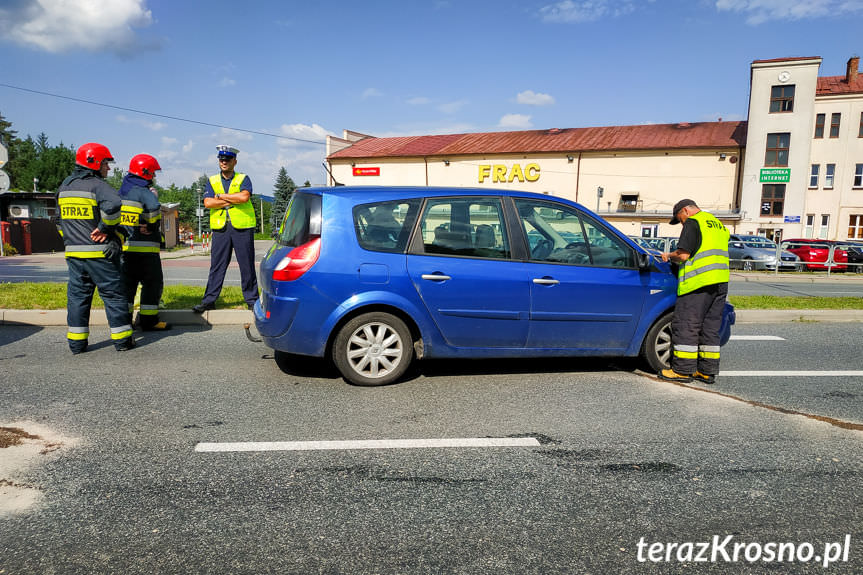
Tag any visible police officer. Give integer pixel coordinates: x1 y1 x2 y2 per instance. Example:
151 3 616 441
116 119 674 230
119 154 170 331
193 145 259 313
56 142 134 353
659 199 730 384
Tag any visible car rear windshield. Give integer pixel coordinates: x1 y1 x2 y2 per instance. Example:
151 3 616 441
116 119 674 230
353 200 421 253
277 192 321 247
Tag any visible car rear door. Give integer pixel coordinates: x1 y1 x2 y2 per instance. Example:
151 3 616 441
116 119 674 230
406 196 529 348
513 199 647 352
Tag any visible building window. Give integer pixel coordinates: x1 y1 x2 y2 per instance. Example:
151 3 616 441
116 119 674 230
761 184 785 216
618 194 639 212
820 214 830 238
830 113 841 138
849 215 863 239
764 133 790 166
805 214 815 238
769 85 795 113
855 164 863 188
825 164 836 188
815 114 825 138
809 164 820 188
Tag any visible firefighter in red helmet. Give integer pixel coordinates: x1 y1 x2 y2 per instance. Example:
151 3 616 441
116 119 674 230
119 154 170 331
56 142 134 353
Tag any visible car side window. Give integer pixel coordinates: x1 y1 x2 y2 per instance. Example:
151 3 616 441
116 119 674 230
515 199 635 268
354 200 420 253
419 198 510 259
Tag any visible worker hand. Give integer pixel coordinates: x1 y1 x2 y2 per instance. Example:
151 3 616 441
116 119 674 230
102 241 121 260
660 252 670 262
91 229 108 243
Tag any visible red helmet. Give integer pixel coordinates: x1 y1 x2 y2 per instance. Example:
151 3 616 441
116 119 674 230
75 142 114 170
128 154 161 180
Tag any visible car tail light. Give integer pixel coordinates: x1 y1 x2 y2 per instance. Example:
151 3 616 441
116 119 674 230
272 237 321 281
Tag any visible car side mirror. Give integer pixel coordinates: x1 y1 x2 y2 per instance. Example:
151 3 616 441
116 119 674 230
731 242 743 248
637 251 652 271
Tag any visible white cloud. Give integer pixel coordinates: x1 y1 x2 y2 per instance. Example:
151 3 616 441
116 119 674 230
0 0 155 54
182 140 195 154
407 96 431 105
361 88 383 99
539 0 638 23
219 77 236 88
438 100 468 115
218 127 253 142
516 90 556 106
161 137 178 146
498 114 533 129
715 0 863 24
276 123 332 148
115 114 166 131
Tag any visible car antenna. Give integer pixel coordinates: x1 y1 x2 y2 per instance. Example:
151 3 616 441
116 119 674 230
321 162 344 186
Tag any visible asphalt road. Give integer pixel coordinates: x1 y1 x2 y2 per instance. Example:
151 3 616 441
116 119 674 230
0 323 861 574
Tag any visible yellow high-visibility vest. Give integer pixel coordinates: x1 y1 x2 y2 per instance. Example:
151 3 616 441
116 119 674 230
677 211 730 296
209 173 256 230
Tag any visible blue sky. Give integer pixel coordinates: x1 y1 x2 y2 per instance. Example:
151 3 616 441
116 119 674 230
1 0 861 195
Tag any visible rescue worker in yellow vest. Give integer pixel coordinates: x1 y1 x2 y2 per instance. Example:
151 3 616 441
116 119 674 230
119 154 170 331
56 142 134 353
659 199 730 384
193 145 259 313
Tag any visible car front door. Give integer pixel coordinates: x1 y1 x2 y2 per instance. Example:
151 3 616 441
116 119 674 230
406 197 529 348
514 199 648 351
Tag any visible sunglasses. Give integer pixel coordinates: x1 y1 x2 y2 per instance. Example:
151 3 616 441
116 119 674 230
218 156 235 162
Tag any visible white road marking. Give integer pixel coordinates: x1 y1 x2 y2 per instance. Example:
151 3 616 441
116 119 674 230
721 371 863 377
195 437 542 453
729 335 786 341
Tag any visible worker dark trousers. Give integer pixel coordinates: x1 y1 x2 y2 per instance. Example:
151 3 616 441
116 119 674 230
122 252 164 328
201 222 259 306
66 256 134 353
670 282 728 376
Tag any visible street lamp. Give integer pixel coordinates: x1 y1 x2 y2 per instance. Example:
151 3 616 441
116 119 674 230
33 177 38 193
196 185 202 241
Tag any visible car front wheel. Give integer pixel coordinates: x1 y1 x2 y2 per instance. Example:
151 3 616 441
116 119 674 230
641 313 673 373
332 312 413 386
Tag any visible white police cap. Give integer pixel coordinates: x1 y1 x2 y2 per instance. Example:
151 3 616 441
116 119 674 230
216 145 239 158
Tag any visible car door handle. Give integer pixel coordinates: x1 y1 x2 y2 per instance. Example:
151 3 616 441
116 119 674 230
532 277 560 285
421 273 452 281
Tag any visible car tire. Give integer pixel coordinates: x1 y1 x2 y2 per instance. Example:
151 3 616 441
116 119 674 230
332 312 413 386
742 258 754 271
641 313 673 373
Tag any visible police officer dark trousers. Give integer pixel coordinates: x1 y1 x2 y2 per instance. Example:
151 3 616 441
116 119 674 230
119 154 170 331
57 143 134 353
659 199 730 384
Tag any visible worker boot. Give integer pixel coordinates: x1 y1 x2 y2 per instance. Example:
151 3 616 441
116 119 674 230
142 321 172 331
658 369 692 383
692 371 716 384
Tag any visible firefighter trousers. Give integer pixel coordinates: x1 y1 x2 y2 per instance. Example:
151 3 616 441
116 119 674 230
670 282 728 376
66 256 134 353
122 252 164 328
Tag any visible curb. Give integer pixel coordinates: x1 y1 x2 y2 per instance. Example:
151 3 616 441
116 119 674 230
0 309 255 326
3 308 863 326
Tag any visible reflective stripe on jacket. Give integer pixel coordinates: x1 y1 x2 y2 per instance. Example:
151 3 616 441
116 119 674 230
119 175 162 253
677 211 730 296
209 173 256 230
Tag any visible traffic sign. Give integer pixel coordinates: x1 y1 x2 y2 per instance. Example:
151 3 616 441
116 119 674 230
0 169 9 193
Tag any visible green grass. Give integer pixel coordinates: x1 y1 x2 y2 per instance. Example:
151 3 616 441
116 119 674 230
728 295 863 310
0 283 247 310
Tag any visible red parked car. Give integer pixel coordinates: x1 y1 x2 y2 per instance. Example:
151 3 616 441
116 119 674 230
780 239 848 271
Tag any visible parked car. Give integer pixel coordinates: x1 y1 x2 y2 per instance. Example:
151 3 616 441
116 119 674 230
780 238 848 271
255 187 735 386
837 241 863 273
728 234 801 271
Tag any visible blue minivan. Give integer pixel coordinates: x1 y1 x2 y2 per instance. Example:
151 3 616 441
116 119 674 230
255 187 734 385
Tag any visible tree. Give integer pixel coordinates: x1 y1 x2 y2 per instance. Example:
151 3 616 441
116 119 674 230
271 167 295 231
106 167 124 189
0 111 18 147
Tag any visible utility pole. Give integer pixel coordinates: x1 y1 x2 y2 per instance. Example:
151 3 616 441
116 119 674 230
260 197 264 234
196 185 202 240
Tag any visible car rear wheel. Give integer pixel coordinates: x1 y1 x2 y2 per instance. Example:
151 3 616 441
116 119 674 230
641 313 673 373
742 258 754 271
332 312 413 386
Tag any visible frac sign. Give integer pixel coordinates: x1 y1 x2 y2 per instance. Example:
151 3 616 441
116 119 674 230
478 163 540 184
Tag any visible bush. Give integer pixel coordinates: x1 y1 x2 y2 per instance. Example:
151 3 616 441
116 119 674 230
2 243 17 256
